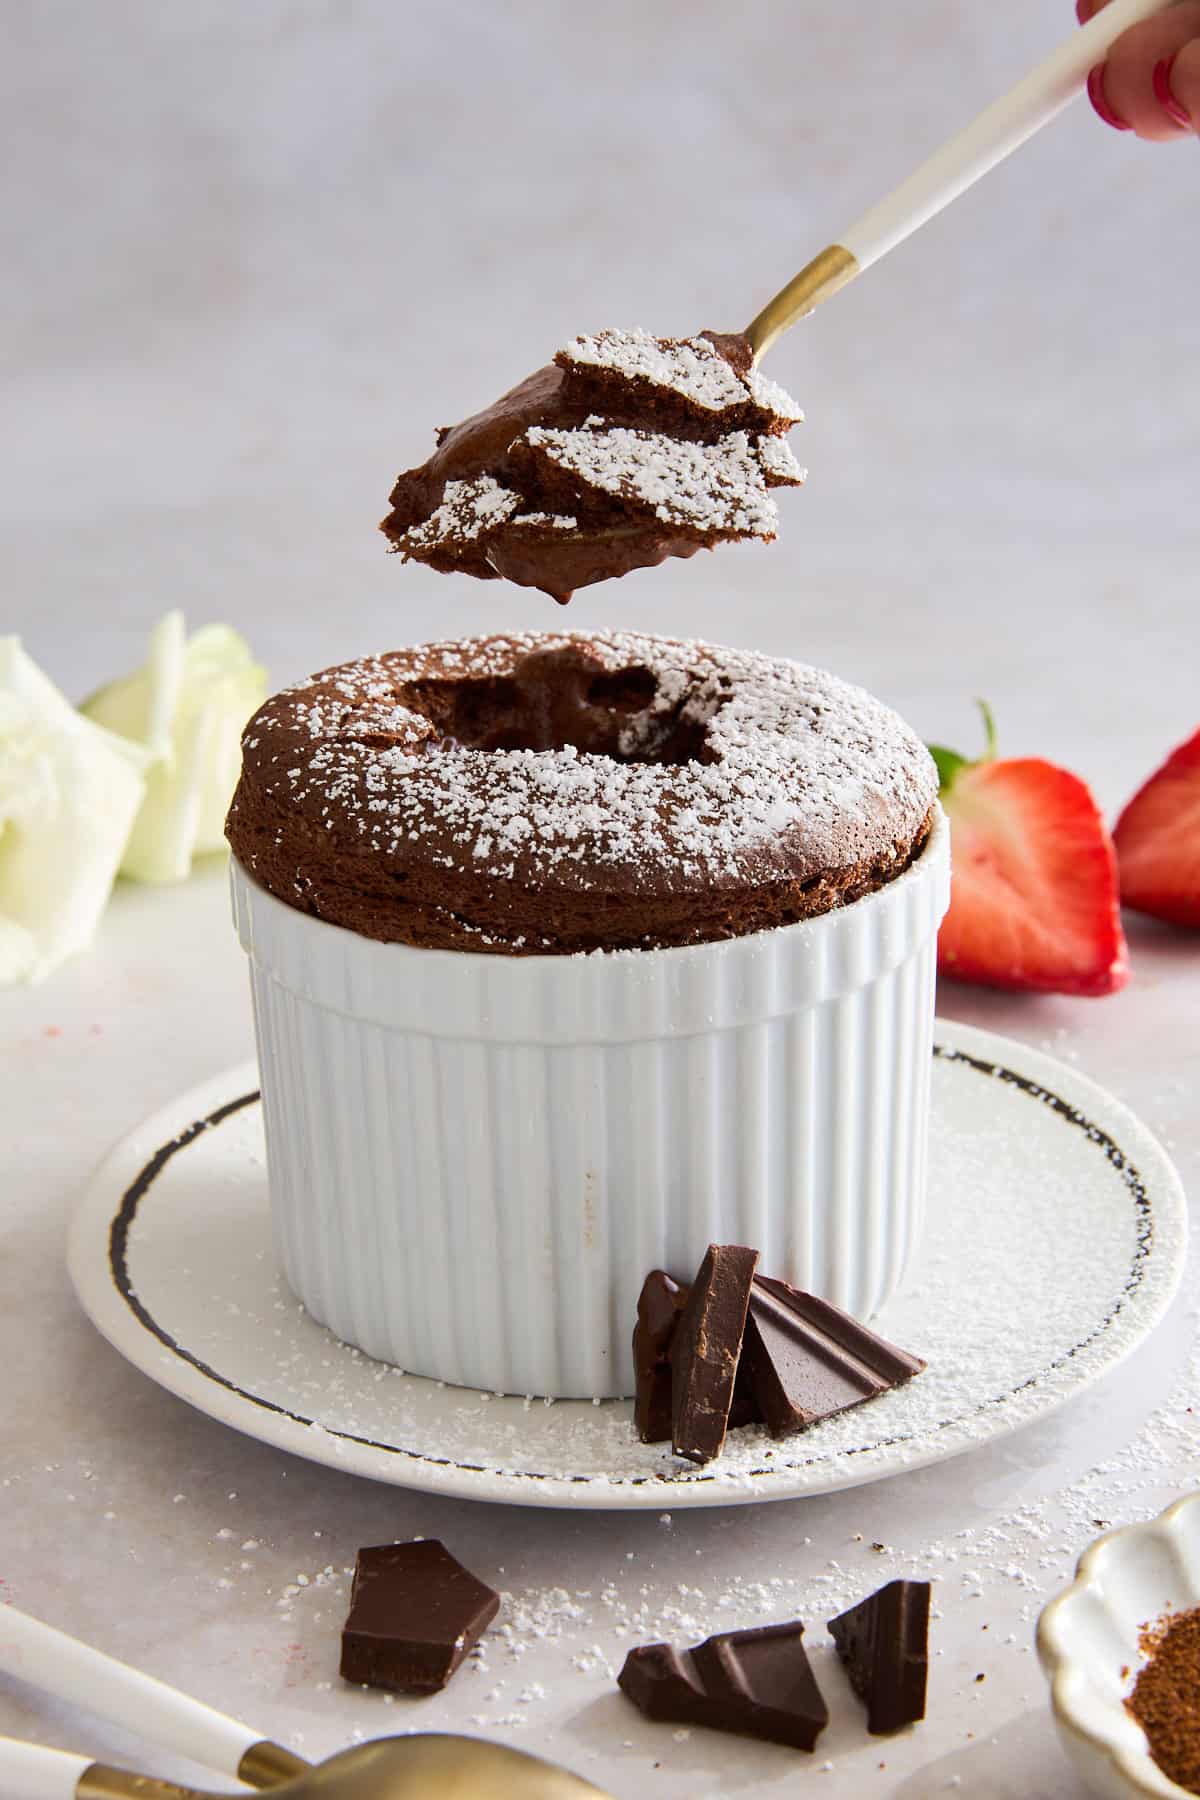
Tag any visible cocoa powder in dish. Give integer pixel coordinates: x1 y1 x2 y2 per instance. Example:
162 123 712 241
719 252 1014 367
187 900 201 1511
1127 1606 1200 1794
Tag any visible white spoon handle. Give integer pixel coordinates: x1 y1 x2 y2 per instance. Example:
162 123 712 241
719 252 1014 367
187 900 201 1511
0 1606 260 1780
844 0 1180 269
747 0 1182 355
0 1737 91 1800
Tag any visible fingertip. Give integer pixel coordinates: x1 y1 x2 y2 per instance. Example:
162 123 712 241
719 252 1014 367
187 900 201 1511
1164 37 1200 128
1095 8 1200 139
1152 55 1193 128
1086 62 1131 130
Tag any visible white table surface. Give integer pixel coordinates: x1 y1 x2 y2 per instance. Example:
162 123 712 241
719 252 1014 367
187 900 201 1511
4 1 1199 1793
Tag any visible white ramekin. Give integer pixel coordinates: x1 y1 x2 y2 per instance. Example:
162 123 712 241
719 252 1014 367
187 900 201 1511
231 805 949 1399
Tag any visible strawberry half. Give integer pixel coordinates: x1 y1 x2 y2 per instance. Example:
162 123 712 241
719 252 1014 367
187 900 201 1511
1113 727 1200 928
932 704 1128 996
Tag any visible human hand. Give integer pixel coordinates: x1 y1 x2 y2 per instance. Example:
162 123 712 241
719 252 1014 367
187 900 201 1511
1078 0 1199 137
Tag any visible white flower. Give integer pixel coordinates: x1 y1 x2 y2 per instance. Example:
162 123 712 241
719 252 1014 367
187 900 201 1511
0 639 150 984
81 611 266 883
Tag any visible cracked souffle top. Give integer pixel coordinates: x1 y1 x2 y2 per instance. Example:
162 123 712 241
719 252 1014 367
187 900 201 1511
227 633 938 956
380 331 805 603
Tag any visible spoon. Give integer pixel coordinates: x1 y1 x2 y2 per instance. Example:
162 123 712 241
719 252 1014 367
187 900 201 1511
744 0 1181 360
3 1733 611 1800
0 1605 613 1800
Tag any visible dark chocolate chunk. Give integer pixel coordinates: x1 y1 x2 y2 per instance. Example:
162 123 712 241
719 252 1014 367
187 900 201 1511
618 1622 828 1752
742 1277 925 1437
828 1579 931 1733
693 1623 829 1750
633 1271 687 1443
671 1245 759 1464
634 1269 759 1443
617 1642 711 1725
340 1540 499 1694
728 1353 761 1431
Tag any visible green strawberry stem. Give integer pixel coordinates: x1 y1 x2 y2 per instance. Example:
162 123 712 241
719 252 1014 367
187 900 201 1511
929 699 997 794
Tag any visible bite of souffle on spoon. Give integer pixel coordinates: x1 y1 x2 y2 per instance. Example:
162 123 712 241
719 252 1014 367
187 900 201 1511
380 0 1177 603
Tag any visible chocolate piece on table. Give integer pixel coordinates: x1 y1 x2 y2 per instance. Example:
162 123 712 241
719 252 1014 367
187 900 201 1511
692 1622 829 1751
633 1270 687 1443
617 1642 711 1727
340 1540 499 1694
828 1579 931 1733
742 1276 925 1438
671 1244 759 1464
618 1622 828 1752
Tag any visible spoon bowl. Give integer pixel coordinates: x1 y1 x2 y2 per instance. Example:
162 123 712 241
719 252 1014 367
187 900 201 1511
255 1736 612 1800
76 1737 614 1800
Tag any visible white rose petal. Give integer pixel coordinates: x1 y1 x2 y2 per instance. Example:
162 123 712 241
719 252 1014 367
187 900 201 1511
81 611 267 883
0 639 150 985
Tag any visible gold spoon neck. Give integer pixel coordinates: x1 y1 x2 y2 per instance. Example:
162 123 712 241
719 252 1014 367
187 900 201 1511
239 1742 313 1790
74 1741 311 1800
744 243 860 363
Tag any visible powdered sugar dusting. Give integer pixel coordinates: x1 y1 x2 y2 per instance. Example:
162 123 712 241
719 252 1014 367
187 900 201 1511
527 426 788 535
559 328 801 424
243 632 936 904
746 364 805 421
758 433 806 485
399 476 519 551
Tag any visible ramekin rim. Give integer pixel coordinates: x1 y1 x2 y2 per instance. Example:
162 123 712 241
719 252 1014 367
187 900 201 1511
230 799 949 972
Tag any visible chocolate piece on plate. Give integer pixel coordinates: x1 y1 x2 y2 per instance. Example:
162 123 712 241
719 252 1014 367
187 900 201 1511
633 1268 759 1443
728 1352 761 1431
633 1270 687 1443
618 1622 828 1752
340 1540 499 1694
671 1244 759 1464
742 1277 925 1437
828 1579 931 1733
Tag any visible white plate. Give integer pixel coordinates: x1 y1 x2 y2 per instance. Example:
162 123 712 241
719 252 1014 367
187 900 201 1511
68 1020 1186 1511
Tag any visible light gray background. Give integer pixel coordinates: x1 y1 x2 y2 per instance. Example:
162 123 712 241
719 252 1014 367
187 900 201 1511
4 4 1199 1797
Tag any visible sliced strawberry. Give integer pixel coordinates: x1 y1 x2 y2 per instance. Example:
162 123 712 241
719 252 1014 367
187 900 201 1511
1114 727 1200 928
932 704 1128 997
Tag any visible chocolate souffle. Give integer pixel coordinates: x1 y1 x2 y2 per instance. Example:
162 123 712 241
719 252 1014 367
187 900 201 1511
227 632 938 956
380 330 805 603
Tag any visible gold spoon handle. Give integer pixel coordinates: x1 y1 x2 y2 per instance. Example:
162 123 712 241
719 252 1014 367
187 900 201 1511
745 0 1181 361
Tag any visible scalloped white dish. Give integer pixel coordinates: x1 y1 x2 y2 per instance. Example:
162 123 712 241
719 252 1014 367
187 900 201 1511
1038 1491 1200 1799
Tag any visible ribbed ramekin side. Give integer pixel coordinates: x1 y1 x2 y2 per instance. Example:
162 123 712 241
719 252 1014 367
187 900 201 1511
233 817 948 1397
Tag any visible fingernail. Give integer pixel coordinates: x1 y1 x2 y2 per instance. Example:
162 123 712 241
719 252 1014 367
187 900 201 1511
1087 63 1131 130
1075 0 1092 20
1152 55 1193 128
